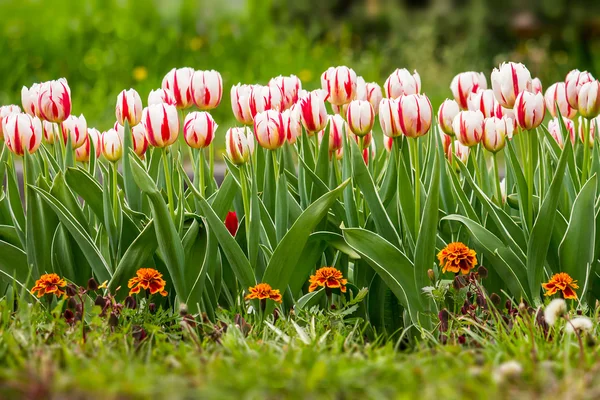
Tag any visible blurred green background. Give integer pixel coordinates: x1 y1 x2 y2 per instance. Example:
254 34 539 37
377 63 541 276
0 0 599 140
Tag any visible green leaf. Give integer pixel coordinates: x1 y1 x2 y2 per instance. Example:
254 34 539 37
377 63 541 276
275 172 289 242
122 120 142 211
0 240 29 286
295 288 325 310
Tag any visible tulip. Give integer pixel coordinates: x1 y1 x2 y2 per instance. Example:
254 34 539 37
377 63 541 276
282 105 302 144
577 80 600 119
333 146 344 160
544 82 576 119
453 110 484 147
491 62 532 108
439 130 452 154
101 128 123 162
482 117 510 153
253 110 285 150
532 77 543 94
346 100 375 136
438 99 460 136
397 94 433 138
231 84 254 125
578 116 599 148
114 122 149 157
269 75 302 110
60 114 88 149
37 78 72 123
492 104 517 131
148 88 177 106
225 211 238 236
514 91 545 130
548 117 575 149
298 90 328 134
21 84 40 117
384 68 421 99
363 82 383 114
3 113 42 156
142 104 180 148
447 140 470 164
322 66 357 105
0 105 21 140
42 121 58 144
191 70 223 110
161 67 194 109
116 89 143 127
317 115 344 153
321 67 335 90
75 128 102 163
383 136 394 152
379 98 402 138
225 127 253 165
184 111 217 149
467 89 497 118
362 140 376 165
249 84 284 118
565 69 595 109
450 71 487 109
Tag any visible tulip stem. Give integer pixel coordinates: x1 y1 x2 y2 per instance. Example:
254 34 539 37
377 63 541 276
492 153 502 207
240 165 251 261
209 142 214 193
198 149 205 198
411 137 421 236
527 130 534 230
162 148 175 220
22 153 28 208
271 150 279 180
582 118 590 182
112 161 119 225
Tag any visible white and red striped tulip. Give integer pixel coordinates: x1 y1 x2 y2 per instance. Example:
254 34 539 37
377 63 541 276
447 140 470 164
492 104 517 131
298 90 328 134
148 88 177 106
75 128 102 163
249 84 283 118
282 105 302 145
383 136 394 152
384 68 421 99
142 103 180 148
548 117 575 149
578 116 599 148
37 78 72 123
3 113 42 156
322 66 357 105
439 130 452 154
253 110 285 150
42 121 58 144
438 99 460 136
565 69 595 109
114 122 149 157
452 110 484 147
0 105 21 140
60 114 88 149
116 89 143 127
231 84 254 125
379 98 402 138
482 117 511 153
514 91 545 130
545 82 576 119
184 111 218 149
532 77 543 94
360 81 383 114
397 94 433 138
191 70 223 110
362 140 376 165
317 114 344 153
450 71 487 109
161 67 194 109
577 80 600 119
101 128 122 162
21 84 40 117
467 89 497 118
491 62 532 109
346 100 374 136
226 127 253 165
270 75 302 110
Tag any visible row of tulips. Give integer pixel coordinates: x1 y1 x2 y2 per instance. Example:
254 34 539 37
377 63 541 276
0 60 599 335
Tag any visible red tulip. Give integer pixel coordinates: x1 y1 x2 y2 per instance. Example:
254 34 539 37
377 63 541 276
225 211 238 236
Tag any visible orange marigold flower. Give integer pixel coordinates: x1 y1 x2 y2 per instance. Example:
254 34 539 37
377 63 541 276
308 267 347 293
542 272 578 299
245 283 282 303
437 242 478 275
31 273 67 298
128 268 168 297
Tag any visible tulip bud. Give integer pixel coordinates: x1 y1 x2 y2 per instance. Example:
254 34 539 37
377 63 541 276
438 99 460 135
42 121 58 144
318 115 344 153
225 211 238 236
249 84 283 118
322 66 357 105
60 114 88 149
544 82 576 119
114 122 149 157
161 67 195 109
142 103 179 148
383 136 394 153
282 105 302 145
453 110 484 147
362 140 376 165
397 94 433 138
0 105 21 140
148 88 177 106
548 117 575 149
231 84 254 125
467 89 497 118
447 140 470 164
579 116 599 148
116 89 143 127
577 80 600 119
225 127 253 165
3 113 42 156
269 75 302 110
491 62 532 108
439 130 452 154
532 77 543 94
191 70 223 110
565 69 595 109
184 111 217 149
379 98 402 138
75 128 101 163
450 71 487 109
21 84 40 117
298 90 328 134
514 91 545 130
101 128 123 162
346 100 374 136
384 68 421 99
482 117 510 153
37 78 72 123
253 110 285 150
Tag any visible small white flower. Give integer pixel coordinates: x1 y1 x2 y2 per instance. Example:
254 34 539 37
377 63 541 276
544 298 566 326
565 317 593 334
493 360 523 383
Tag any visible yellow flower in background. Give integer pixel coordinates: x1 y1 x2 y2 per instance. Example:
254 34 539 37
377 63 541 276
437 242 477 275
132 66 148 82
298 69 312 83
189 36 204 51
